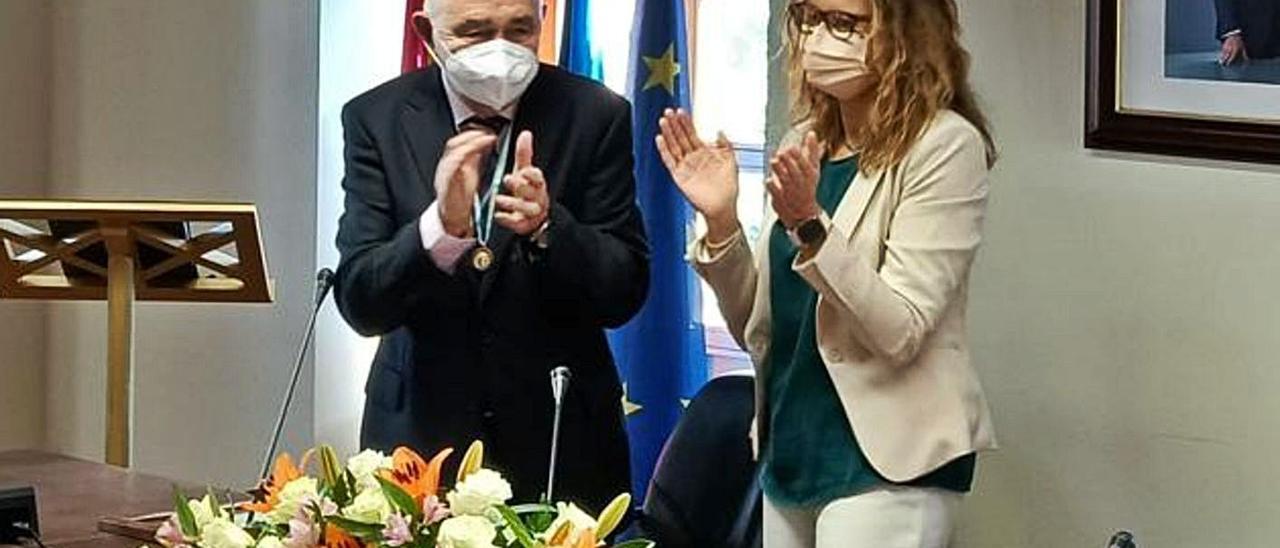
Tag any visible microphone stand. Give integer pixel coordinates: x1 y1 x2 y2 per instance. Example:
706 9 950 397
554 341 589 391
545 366 572 503
258 268 334 480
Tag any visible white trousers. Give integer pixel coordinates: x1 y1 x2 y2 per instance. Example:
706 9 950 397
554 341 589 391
762 486 962 548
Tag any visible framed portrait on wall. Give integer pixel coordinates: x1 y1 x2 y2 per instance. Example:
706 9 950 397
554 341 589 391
1086 0 1280 164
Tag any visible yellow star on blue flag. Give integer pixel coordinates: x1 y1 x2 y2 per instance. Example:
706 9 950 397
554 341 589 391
622 383 644 416
642 44 682 95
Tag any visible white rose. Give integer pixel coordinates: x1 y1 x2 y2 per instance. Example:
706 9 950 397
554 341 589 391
200 518 254 548
445 469 512 516
268 477 319 525
256 536 285 548
436 516 498 548
346 449 392 492
342 487 393 524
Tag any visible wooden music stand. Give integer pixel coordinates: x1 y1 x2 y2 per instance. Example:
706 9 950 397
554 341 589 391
0 200 273 468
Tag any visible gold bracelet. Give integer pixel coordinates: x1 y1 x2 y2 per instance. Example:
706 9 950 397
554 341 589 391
704 227 741 251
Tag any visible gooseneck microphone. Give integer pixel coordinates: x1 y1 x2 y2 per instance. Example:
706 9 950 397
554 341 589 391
258 268 335 480
544 366 572 502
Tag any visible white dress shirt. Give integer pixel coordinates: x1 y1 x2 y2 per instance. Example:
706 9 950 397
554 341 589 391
418 75 518 274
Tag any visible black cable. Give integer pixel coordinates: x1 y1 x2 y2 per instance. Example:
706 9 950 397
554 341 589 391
10 522 47 548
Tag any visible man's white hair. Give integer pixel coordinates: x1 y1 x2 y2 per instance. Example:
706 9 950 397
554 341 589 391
424 0 542 19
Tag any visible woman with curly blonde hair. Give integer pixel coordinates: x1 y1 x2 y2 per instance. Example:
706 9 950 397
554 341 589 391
657 0 997 545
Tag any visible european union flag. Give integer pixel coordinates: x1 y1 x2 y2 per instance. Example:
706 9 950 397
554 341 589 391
608 0 708 501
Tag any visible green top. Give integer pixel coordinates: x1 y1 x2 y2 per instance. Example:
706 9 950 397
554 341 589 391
760 155 976 508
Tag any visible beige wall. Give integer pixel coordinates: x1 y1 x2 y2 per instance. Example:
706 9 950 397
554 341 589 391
0 0 51 451
42 0 319 487
958 1 1280 547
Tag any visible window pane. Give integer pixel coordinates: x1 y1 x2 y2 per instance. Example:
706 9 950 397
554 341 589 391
693 0 770 146
692 0 770 346
591 0 638 95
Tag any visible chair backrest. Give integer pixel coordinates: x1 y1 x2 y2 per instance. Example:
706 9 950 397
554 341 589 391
1107 531 1137 548
637 374 760 547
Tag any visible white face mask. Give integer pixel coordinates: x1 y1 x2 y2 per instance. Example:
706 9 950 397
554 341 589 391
800 25 873 100
432 35 539 111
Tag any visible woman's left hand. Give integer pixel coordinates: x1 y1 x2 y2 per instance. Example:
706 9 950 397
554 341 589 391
768 131 824 228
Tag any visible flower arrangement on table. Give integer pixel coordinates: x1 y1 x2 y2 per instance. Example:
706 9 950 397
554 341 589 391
152 441 652 548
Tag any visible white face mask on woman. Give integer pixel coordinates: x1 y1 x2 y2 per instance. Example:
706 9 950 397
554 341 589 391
800 25 873 100
432 35 539 111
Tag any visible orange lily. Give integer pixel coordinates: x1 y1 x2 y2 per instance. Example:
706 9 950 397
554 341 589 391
575 531 599 548
242 453 302 513
324 523 366 548
546 521 599 548
379 446 453 504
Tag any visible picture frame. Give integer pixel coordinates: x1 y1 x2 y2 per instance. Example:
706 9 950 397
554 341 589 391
1085 0 1280 164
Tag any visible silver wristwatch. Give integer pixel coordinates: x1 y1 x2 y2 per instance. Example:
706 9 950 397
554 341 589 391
529 219 551 250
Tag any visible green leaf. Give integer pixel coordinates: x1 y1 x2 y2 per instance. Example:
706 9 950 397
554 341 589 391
172 486 198 537
612 540 656 548
345 470 359 496
334 482 351 508
255 522 287 541
376 476 422 519
412 530 436 548
530 514 556 534
493 505 536 548
327 515 385 541
507 503 555 534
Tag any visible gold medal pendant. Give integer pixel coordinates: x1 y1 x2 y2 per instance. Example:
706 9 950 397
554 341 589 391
471 126 511 275
472 245 494 271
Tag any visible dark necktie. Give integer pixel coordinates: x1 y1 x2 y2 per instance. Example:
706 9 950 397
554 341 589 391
459 116 509 195
460 115 508 135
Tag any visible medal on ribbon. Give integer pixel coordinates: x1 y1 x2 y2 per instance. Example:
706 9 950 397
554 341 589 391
471 124 512 272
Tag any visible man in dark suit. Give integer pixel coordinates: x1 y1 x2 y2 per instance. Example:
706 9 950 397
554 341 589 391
1216 0 1280 64
332 0 649 512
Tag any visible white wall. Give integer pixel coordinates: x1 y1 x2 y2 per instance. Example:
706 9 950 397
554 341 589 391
957 1 1280 547
0 0 50 451
43 0 319 487
314 0 404 459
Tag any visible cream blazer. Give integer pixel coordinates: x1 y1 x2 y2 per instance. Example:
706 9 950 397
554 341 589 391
690 110 997 482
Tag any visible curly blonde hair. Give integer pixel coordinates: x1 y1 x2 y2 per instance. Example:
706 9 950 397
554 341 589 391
785 0 997 172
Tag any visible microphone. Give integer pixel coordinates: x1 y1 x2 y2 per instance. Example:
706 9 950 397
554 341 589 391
550 366 571 403
258 268 335 480
314 268 335 305
544 366 572 502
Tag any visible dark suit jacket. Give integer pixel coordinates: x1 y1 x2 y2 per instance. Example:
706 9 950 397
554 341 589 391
1216 0 1280 59
333 64 649 512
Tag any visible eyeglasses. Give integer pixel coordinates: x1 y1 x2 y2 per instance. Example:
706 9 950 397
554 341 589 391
787 1 872 42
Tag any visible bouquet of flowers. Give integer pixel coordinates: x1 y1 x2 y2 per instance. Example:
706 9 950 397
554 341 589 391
153 441 653 548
